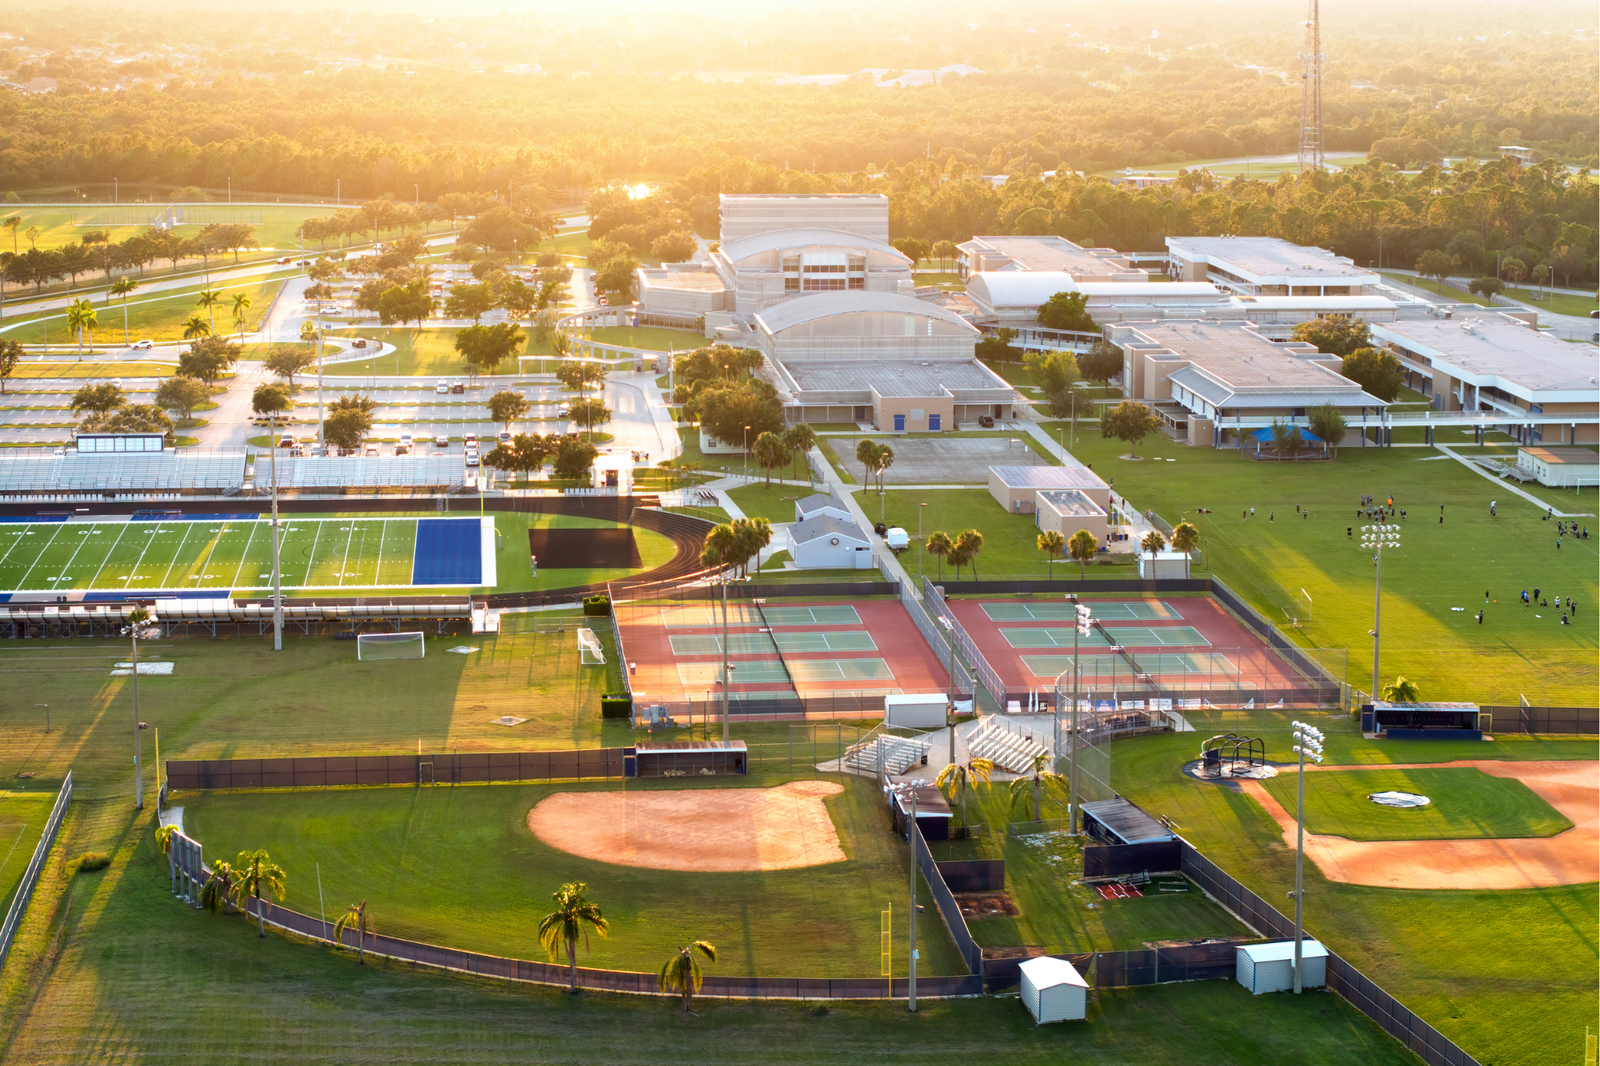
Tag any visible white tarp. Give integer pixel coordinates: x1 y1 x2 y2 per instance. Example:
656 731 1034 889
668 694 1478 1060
1369 791 1430 808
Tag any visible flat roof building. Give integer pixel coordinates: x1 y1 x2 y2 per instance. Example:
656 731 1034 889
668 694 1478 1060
1165 236 1380 296
1371 313 1599 446
1106 321 1386 448
1033 488 1109 545
988 464 1111 514
957 235 1144 280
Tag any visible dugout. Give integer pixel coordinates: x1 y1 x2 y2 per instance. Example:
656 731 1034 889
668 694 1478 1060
889 784 953 841
1080 798 1174 846
1363 701 1481 740
630 740 747 778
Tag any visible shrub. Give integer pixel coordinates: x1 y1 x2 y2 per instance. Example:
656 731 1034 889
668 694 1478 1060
582 594 611 617
72 852 111 874
600 693 632 719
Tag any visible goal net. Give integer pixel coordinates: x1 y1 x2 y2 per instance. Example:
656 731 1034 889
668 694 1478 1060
357 632 426 661
577 628 606 665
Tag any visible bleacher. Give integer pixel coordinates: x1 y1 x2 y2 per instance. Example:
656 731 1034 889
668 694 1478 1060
272 456 465 490
843 733 931 776
0 451 246 496
966 716 1050 774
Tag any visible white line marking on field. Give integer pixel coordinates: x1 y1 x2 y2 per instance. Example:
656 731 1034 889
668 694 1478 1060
156 521 197 590
87 522 133 589
230 519 262 589
14 523 69 591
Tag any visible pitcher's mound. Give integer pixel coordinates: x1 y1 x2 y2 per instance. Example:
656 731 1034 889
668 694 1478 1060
527 779 847 872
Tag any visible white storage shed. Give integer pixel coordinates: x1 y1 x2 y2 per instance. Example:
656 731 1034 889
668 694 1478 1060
884 694 947 729
1236 940 1328 994
1018 956 1089 1024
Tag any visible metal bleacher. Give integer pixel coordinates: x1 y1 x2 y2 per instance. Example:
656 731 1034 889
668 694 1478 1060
0 451 246 496
966 716 1050 774
272 456 465 490
843 733 931 776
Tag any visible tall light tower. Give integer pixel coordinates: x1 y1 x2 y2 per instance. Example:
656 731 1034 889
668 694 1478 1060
1297 0 1324 175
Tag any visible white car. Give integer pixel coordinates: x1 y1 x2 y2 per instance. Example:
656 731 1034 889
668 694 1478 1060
130 339 154 350
462 433 478 448
399 433 413 448
464 449 480 467
435 380 450 394
497 430 512 443
435 435 450 448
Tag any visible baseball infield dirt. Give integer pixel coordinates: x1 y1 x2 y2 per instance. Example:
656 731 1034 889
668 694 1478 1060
1241 760 1597 890
526 779 847 872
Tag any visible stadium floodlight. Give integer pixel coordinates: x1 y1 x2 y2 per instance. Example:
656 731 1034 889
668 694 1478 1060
937 616 957 766
1290 719 1325 994
356 632 426 661
885 780 920 1013
1057 595 1093 835
1356 525 1400 704
121 607 160 810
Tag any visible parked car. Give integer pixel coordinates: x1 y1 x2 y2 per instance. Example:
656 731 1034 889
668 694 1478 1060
364 444 380 457
435 380 450 394
434 434 450 448
464 449 480 467
394 443 410 455
277 256 293 264
450 382 465 394
278 434 295 449
400 433 413 448
130 339 154 349
498 430 512 443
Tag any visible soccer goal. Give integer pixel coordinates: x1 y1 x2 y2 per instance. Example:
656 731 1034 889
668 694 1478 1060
357 632 426 661
577 628 606 665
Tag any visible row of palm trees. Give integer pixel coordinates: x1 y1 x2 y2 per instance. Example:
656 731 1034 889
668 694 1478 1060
934 750 1063 828
925 528 984 580
58 283 256 357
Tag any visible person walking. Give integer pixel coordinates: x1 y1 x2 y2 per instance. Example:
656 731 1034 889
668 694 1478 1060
1534 587 1541 601
1476 610 1483 625
1485 590 1490 602
1346 526 1353 539
1490 500 1497 517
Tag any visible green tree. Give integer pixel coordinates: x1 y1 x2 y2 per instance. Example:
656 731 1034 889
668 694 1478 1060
1100 400 1161 457
537 881 609 994
108 275 138 345
1037 529 1065 579
0 339 21 396
333 900 376 965
1382 676 1420 702
154 376 211 421
659 940 717 1013
196 288 222 333
925 530 953 583
444 282 494 324
552 437 600 480
65 297 97 359
71 382 125 417
1067 527 1098 580
1140 529 1167 569
231 849 288 938
1269 418 1303 458
1467 276 1504 298
1307 403 1348 456
323 408 369 454
554 360 608 392
1169 521 1200 578
1077 339 1124 386
178 337 240 384
695 380 783 446
1501 258 1527 286
230 292 253 338
0 215 19 254
567 397 611 430
1009 750 1063 823
1341 347 1404 402
454 322 524 378
931 239 958 270
182 315 211 341
975 327 1019 364
263 345 317 390
87 404 174 436
650 231 697 263
751 431 790 486
487 389 530 431
1025 349 1080 398
1415 249 1457 287
252 382 292 420
781 423 816 479
199 860 236 915
954 527 985 578
935 757 995 827
1036 290 1097 333
1289 316 1372 358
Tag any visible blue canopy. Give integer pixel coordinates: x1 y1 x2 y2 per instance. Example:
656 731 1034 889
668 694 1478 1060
1249 426 1322 443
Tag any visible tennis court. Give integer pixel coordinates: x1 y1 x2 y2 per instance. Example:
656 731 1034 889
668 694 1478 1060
669 631 878 655
659 604 863 627
1000 626 1210 648
0 515 492 592
1021 650 1251 682
677 657 895 685
981 601 1181 622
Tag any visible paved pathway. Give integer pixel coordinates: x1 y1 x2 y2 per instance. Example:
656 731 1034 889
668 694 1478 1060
1434 445 1595 518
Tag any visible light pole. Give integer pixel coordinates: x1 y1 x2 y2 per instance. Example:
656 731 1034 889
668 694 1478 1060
742 425 750 482
1359 524 1400 697
888 781 920 1012
113 178 118 205
1055 597 1091 833
121 607 159 809
1290 721 1324 994
720 576 731 743
269 408 284 651
36 703 48 734
917 502 928 582
938 616 958 766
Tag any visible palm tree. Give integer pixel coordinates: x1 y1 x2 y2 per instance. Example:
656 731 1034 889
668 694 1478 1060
65 298 98 360
109 276 138 346
1382 677 1420 703
1 215 19 254
231 848 288 938
1009 751 1064 824
538 881 608 994
199 860 236 915
935 757 995 827
925 530 952 583
1037 530 1065 580
1068 528 1097 580
231 292 253 339
659 940 717 1013
154 823 176 855
1140 530 1166 572
333 899 376 965
954 529 985 578
182 315 211 341
782 423 815 480
1170 521 1200 578
196 288 222 333
855 438 879 486
874 444 895 493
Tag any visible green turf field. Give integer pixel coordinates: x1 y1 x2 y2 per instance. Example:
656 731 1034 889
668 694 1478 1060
1259 767 1574 840
182 773 967 979
0 277 286 346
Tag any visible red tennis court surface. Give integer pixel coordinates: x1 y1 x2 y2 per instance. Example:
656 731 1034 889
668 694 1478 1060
616 599 950 716
945 595 1307 701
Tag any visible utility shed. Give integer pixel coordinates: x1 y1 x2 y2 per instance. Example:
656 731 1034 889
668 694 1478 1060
1236 940 1328 994
1018 956 1089 1023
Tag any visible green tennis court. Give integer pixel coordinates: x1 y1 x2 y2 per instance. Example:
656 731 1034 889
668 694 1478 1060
658 605 863 627
1001 626 1209 648
1021 650 1240 678
675 656 895 685
669 631 878 655
678 660 793 685
981 601 1181 622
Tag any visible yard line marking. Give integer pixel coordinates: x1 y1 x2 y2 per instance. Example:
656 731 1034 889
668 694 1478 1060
121 523 164 587
193 520 234 585
379 519 390 584
339 518 357 585
0 522 36 569
14 522 71 590
230 519 262 589
156 521 198 590
299 520 324 586
87 522 133 589
52 522 102 585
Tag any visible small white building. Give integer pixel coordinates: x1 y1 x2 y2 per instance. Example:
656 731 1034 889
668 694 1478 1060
1236 940 1328 995
1018 956 1089 1023
1517 447 1600 488
794 491 852 523
697 428 747 454
591 452 634 493
1137 551 1191 579
883 693 947 729
791 513 873 569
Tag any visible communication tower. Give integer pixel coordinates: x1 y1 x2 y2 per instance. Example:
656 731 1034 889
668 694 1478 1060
1298 0 1324 174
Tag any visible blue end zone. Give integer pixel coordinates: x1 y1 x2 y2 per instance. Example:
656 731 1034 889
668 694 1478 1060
412 518 483 586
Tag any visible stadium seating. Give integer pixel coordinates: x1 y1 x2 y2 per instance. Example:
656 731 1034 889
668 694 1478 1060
0 451 246 494
966 716 1049 774
843 733 931 776
271 456 465 489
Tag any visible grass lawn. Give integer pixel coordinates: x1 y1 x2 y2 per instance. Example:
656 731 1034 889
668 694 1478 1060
182 773 968 978
2 204 336 254
1114 730 1598 1066
728 482 815 522
1499 285 1599 318
1051 430 1598 702
0 792 51 912
0 277 286 346
491 512 677 596
7 360 175 378
323 326 556 378
588 325 705 352
543 229 596 262
0 798 1427 1066
1260 767 1573 840
1380 274 1493 307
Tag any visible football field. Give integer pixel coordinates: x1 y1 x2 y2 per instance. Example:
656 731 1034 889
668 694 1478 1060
0 515 491 593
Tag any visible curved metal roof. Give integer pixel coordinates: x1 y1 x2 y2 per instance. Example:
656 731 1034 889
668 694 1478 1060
720 228 906 263
755 291 979 335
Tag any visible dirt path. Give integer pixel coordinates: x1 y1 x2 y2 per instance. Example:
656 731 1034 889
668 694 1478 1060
1239 760 1598 890
527 779 847 873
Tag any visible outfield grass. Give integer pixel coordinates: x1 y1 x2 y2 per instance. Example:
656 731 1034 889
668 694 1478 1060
182 773 968 978
1049 430 1598 702
587 325 705 352
0 277 286 346
325 326 557 378
1259 767 1574 840
0 798 1427 1066
1114 731 1599 1066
